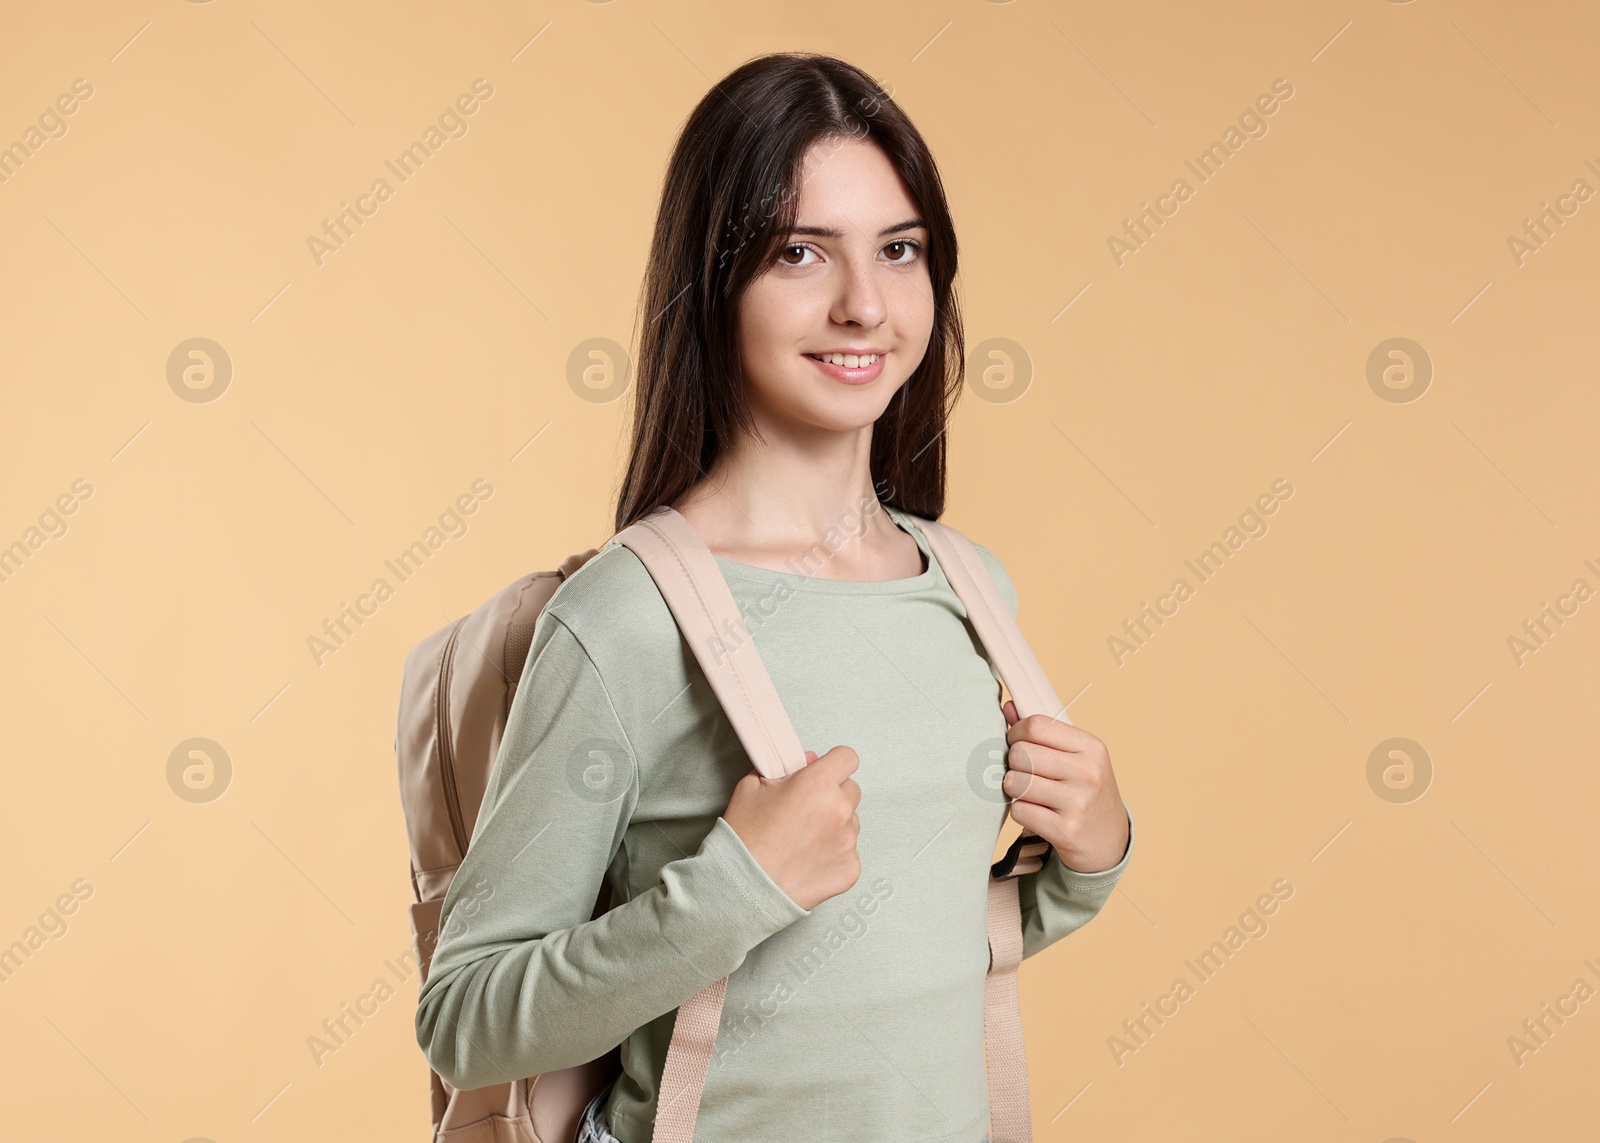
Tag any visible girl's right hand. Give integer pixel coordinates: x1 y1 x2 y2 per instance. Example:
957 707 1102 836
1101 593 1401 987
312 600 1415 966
722 745 861 911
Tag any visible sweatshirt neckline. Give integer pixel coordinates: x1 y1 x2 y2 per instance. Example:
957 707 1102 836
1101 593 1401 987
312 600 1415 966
710 503 942 595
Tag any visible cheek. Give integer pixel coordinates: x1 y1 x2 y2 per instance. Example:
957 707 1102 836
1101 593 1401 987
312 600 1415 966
738 281 797 360
888 274 936 353
736 321 792 396
740 279 836 371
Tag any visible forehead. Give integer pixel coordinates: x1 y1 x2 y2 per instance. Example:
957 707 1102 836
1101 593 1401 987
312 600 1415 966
789 136 920 230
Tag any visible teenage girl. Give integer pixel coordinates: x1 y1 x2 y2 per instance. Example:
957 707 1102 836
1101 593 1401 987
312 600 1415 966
417 52 1134 1143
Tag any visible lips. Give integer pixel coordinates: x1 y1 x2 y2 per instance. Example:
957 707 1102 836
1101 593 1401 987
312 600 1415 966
804 351 887 385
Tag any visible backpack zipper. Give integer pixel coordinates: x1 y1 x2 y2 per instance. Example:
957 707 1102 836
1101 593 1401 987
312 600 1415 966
437 618 469 857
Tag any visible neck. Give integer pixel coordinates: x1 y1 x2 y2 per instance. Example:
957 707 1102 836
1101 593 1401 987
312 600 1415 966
673 427 897 556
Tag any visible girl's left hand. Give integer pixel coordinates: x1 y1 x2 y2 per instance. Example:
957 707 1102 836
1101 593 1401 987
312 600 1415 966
1000 700 1131 874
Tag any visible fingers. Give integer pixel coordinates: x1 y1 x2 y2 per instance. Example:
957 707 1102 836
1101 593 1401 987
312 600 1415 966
815 745 860 777
1003 765 1071 811
1005 711 1095 754
1006 793 1059 837
1004 740 1074 780
737 770 765 794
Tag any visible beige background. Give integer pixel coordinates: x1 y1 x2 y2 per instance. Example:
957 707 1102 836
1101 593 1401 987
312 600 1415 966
2 0 1596 1139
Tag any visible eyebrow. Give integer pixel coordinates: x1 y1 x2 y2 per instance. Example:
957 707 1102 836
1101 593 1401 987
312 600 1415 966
788 217 927 239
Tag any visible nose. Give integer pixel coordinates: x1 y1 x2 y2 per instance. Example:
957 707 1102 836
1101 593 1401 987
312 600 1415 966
829 249 889 329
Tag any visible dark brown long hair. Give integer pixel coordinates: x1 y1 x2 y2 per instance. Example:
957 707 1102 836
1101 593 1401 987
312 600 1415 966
613 52 964 534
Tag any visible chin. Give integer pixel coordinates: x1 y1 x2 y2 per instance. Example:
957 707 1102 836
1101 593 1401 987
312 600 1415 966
800 391 895 433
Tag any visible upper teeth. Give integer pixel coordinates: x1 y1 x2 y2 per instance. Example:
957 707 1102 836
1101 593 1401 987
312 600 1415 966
812 353 879 367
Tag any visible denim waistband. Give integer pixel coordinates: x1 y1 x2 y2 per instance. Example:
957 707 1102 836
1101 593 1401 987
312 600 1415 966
577 1082 623 1143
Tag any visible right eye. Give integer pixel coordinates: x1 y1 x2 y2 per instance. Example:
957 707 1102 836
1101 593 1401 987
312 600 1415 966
778 243 818 266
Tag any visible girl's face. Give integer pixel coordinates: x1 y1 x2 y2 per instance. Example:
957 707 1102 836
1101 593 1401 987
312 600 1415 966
735 136 936 438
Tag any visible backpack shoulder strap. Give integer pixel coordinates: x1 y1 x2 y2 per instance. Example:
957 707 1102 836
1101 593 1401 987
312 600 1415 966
607 505 806 1143
904 512 1067 726
609 505 807 780
904 511 1062 1143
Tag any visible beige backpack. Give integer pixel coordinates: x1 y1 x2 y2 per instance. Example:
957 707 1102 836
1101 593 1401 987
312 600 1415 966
395 504 1063 1143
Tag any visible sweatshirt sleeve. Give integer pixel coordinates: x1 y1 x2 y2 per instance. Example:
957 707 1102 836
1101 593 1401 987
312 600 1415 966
971 543 1136 961
1017 802 1134 959
414 609 811 1092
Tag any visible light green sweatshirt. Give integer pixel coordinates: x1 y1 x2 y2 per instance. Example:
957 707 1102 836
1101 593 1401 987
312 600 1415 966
414 503 1135 1143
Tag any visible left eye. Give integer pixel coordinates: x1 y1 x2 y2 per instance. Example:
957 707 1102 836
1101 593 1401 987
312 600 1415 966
884 239 923 263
